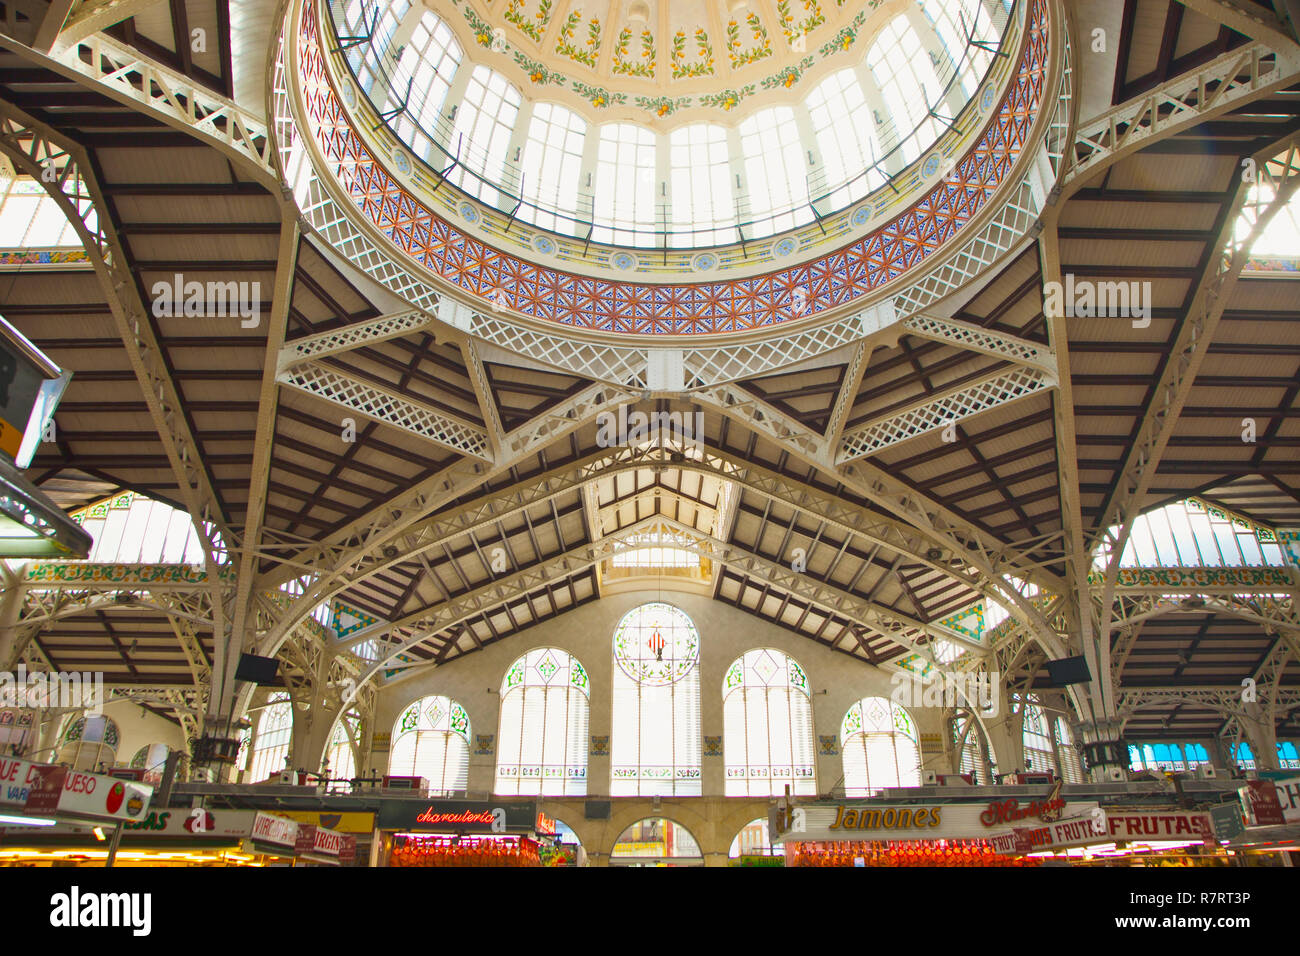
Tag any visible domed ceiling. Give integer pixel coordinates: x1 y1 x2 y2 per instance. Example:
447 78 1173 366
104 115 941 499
442 0 899 121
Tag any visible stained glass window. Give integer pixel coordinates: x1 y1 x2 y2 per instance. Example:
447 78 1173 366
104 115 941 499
247 695 292 782
56 714 120 772
611 603 701 796
130 742 173 784
723 649 816 796
840 697 920 795
68 491 213 564
495 647 590 795
1097 497 1285 569
389 694 470 795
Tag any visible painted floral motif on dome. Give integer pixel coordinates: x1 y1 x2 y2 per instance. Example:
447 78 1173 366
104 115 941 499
301 0 1049 334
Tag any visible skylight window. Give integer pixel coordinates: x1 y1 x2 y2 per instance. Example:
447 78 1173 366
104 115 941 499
1096 498 1285 570
806 69 883 208
520 103 587 235
669 124 734 247
611 530 700 568
68 491 211 565
450 66 522 208
866 15 946 163
738 107 812 237
593 123 657 245
390 12 462 161
0 176 91 248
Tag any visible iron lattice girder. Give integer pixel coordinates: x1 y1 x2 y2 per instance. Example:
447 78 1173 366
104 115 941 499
351 514 985 701
329 442 1038 651
898 313 1057 374
0 104 232 602
1093 140 1300 568
254 382 635 651
1067 42 1300 185
44 32 278 186
277 309 435 366
277 359 492 460
689 387 1067 654
837 365 1056 462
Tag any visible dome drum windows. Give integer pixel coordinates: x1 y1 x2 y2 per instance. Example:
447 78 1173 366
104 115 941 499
328 0 1013 249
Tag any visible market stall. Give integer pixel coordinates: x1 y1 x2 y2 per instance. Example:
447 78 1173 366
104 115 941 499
376 799 543 867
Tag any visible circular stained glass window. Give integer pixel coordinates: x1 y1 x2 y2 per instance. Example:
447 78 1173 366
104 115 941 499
613 602 699 686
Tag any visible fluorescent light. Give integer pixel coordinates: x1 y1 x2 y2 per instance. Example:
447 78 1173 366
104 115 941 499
0 813 55 826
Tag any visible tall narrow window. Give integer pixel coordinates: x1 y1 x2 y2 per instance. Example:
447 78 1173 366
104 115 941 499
593 123 656 245
611 603 701 795
806 69 883 206
450 66 522 208
1019 697 1055 774
723 649 816 796
520 104 587 235
840 697 920 795
389 695 470 794
324 713 360 787
669 124 733 246
495 647 590 795
1054 717 1084 783
247 696 292 782
738 107 809 236
391 12 462 159
866 16 944 162
130 743 174 784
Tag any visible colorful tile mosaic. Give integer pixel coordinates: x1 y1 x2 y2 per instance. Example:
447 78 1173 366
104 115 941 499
703 735 723 756
300 0 1048 335
818 734 839 756
589 734 609 756
474 734 495 755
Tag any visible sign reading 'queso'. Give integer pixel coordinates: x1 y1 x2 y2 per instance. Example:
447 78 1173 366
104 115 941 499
829 805 943 831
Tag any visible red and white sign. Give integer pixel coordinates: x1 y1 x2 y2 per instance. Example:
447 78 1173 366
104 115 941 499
23 766 153 823
991 810 1214 853
294 824 347 858
0 757 48 807
1239 778 1299 827
250 812 299 848
535 811 556 836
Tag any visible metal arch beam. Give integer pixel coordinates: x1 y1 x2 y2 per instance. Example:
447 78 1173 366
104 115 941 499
1065 41 1300 189
253 381 633 645
276 360 493 460
1093 139 1300 634
322 442 1047 653
384 514 984 655
56 0 169 46
344 514 985 707
898 314 1057 375
825 341 872 450
1174 0 1299 52
0 102 236 666
461 338 505 463
837 366 1055 462
691 386 1068 658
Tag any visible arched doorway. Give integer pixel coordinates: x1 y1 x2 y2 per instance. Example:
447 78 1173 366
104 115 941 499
609 817 703 867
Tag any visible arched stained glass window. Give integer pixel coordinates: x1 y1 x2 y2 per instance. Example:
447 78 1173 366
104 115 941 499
130 743 174 784
495 647 590 795
248 695 292 782
1018 697 1055 774
840 697 920 795
611 603 701 796
390 695 470 795
723 649 816 796
56 714 120 772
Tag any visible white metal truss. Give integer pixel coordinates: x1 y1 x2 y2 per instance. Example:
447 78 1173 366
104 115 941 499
825 341 872 448
0 104 234 657
899 314 1056 374
1094 140 1300 584
1067 42 1300 186
461 339 505 460
277 309 434 367
29 33 280 186
56 0 167 45
837 366 1055 462
253 382 634 651
277 360 492 460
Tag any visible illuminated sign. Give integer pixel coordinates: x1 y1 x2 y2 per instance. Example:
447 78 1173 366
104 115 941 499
979 796 1066 827
378 800 536 832
535 811 556 836
830 806 942 831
